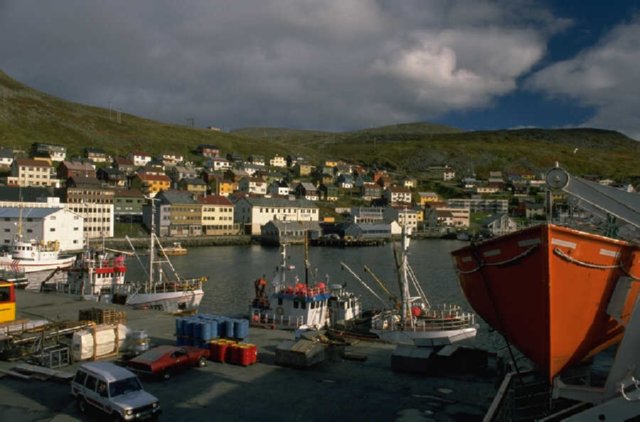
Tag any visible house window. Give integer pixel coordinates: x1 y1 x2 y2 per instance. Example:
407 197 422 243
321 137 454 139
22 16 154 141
50 228 55 232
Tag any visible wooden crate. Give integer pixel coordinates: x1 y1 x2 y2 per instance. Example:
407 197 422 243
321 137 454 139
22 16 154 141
78 308 127 325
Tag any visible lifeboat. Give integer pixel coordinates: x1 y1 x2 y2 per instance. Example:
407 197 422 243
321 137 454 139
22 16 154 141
451 223 640 381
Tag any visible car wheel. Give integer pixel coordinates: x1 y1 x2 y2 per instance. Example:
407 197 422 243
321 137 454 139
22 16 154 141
163 371 171 380
77 398 87 414
197 356 207 367
111 412 124 422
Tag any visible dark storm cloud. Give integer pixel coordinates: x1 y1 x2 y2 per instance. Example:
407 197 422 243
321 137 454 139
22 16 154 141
1 0 564 130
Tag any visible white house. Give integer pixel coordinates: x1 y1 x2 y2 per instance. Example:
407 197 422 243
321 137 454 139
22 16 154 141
206 157 231 172
0 207 84 251
129 152 153 167
267 180 290 197
238 177 267 196
0 149 14 168
384 186 412 205
443 168 456 181
233 197 319 235
269 155 287 168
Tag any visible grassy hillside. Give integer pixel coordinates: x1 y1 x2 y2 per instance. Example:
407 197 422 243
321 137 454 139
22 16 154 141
0 70 279 161
1 70 638 181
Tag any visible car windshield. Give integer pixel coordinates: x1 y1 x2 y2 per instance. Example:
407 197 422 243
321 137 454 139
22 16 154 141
109 376 143 397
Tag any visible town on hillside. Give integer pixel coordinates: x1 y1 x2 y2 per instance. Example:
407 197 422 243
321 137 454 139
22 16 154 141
0 142 635 250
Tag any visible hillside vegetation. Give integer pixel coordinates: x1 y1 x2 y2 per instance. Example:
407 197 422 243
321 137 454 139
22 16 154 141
1 70 638 181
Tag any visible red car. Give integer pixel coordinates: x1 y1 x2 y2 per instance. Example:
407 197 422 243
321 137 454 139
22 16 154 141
126 345 209 380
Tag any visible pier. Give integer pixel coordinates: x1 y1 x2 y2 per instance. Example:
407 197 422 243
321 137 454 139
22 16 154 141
0 290 498 420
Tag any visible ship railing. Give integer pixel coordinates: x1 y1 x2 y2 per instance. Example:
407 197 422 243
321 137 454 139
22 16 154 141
274 286 329 297
249 309 306 328
154 276 206 292
405 312 476 332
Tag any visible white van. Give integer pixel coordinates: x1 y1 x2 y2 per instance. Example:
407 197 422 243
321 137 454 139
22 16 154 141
71 361 161 421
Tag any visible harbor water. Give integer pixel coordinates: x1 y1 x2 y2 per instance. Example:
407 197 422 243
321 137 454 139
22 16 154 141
124 239 504 353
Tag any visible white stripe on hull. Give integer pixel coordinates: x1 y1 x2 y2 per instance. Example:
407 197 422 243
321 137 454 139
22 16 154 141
371 327 478 346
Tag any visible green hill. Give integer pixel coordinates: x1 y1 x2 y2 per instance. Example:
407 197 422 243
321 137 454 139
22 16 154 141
1 70 638 181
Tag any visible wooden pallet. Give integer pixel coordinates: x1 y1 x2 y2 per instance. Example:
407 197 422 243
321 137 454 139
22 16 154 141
79 308 127 325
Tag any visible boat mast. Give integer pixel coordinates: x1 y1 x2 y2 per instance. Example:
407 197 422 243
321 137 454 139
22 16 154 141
148 197 155 292
304 230 309 286
401 227 412 326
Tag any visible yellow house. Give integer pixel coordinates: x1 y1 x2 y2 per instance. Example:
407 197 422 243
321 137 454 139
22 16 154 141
417 191 440 206
197 195 236 235
131 173 171 195
212 179 235 197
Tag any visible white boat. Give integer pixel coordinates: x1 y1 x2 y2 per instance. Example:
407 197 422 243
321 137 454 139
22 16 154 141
343 228 478 346
249 243 332 328
65 248 127 297
64 201 206 314
249 238 363 330
0 239 75 274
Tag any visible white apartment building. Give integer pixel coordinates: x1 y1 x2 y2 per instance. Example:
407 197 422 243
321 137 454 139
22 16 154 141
198 195 236 235
234 197 319 235
435 206 470 227
447 198 508 214
66 202 114 238
8 159 54 187
0 207 84 251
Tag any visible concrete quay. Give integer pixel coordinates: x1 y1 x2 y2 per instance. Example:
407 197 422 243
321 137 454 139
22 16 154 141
0 290 497 421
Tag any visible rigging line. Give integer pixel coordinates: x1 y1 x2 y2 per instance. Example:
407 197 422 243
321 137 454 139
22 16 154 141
125 235 148 280
455 245 539 274
468 243 525 385
407 263 429 308
363 265 394 298
341 262 387 307
553 247 640 281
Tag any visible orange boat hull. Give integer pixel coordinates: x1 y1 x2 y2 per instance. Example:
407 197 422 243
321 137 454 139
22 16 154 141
452 224 640 381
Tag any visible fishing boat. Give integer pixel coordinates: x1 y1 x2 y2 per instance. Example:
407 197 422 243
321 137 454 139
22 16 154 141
342 228 478 346
0 206 76 283
249 243 332 328
64 201 205 314
158 242 187 256
0 239 76 275
65 247 127 298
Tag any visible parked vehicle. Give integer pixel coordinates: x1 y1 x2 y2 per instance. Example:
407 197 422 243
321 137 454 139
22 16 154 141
70 361 160 421
126 345 209 380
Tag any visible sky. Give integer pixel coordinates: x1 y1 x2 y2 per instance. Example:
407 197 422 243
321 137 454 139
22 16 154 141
1 0 640 140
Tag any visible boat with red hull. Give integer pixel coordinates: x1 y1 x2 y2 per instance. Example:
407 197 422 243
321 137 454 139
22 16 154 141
451 223 640 381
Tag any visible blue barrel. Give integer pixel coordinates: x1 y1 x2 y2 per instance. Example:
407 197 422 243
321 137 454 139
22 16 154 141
225 318 235 338
186 321 196 342
209 320 219 339
201 321 212 341
233 319 249 340
175 317 183 337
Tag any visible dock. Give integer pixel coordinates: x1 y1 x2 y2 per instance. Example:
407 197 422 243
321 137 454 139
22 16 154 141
0 290 498 421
